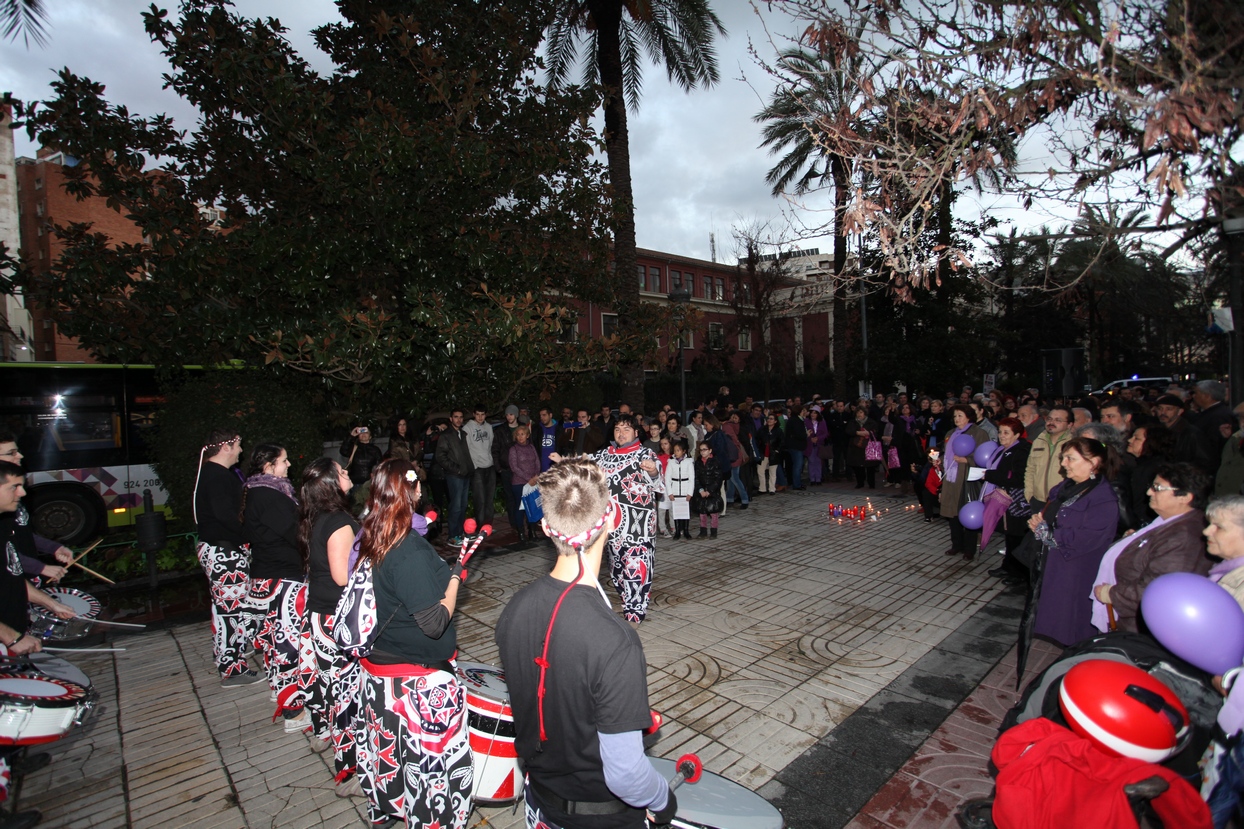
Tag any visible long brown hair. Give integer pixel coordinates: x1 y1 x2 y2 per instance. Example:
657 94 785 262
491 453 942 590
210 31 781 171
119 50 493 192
298 458 351 571
356 459 419 569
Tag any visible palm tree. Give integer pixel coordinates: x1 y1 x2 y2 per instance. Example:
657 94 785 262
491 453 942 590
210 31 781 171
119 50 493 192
756 43 864 399
2 0 48 46
545 0 725 410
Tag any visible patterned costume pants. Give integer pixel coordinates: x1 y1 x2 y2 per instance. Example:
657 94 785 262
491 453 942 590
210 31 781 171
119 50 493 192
309 612 360 779
357 660 473 828
606 518 655 623
196 542 256 678
249 578 314 715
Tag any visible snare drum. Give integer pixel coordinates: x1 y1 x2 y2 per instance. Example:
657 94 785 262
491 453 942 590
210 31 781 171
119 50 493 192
0 673 93 746
456 661 522 803
28 587 101 641
647 757 784 829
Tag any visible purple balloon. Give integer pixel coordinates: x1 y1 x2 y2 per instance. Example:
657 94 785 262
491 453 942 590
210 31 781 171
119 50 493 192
973 441 999 467
951 434 977 457
959 500 985 530
1142 572 1244 675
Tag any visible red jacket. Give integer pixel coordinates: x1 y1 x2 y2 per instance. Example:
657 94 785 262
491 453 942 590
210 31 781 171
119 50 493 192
991 718 1210 829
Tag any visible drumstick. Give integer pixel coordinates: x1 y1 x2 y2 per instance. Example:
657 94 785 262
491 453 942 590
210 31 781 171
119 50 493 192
70 560 115 584
68 538 102 566
41 646 127 653
1106 603 1118 632
75 617 146 629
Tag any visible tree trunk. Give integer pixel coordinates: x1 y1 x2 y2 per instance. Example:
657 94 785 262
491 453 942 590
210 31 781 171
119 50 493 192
590 0 644 411
937 179 953 294
831 154 850 399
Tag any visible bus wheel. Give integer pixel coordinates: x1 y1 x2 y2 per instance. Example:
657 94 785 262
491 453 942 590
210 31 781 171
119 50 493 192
27 488 106 546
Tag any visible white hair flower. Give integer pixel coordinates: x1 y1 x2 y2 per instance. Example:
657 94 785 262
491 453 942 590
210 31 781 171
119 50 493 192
405 470 417 484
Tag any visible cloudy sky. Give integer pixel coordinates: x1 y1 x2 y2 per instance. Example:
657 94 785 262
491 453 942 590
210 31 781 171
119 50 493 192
0 1 1039 263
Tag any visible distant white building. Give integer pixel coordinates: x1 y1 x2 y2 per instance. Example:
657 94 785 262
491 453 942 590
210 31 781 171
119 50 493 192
0 107 33 362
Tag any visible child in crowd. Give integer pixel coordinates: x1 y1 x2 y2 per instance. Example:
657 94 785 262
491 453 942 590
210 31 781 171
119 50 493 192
656 436 673 538
664 440 695 540
693 440 724 539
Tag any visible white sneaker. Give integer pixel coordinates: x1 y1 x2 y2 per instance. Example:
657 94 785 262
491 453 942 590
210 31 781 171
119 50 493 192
283 709 311 734
335 776 364 798
270 689 278 703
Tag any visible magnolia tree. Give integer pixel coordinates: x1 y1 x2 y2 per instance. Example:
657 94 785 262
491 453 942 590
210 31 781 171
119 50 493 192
7 0 681 416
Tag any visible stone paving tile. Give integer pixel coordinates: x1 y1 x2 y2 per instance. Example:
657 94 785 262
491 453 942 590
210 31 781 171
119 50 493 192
15 482 1017 828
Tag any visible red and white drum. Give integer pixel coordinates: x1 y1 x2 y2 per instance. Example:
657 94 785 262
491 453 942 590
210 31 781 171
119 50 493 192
28 587 101 641
456 661 521 803
0 673 92 745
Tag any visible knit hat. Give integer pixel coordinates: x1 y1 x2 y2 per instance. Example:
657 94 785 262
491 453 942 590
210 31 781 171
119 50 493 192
1155 394 1185 409
505 404 519 417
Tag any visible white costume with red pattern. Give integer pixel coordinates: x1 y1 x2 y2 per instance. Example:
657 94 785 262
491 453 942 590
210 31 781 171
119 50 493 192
588 441 665 623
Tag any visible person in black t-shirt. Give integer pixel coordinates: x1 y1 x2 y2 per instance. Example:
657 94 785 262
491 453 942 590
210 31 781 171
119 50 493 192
241 443 312 733
193 427 262 687
497 458 677 829
353 460 471 829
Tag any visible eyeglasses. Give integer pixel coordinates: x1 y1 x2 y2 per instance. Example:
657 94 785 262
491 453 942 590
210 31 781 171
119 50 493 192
1045 417 1068 424
1150 483 1179 493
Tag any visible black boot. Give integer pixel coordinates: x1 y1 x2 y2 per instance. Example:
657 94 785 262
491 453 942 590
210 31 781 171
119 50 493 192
697 527 708 539
710 527 717 539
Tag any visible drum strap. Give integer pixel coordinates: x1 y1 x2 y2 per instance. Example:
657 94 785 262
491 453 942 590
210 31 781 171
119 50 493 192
528 778 631 816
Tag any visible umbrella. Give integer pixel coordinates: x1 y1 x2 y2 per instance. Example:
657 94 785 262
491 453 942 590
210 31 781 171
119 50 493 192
1014 534 1048 689
979 490 1011 550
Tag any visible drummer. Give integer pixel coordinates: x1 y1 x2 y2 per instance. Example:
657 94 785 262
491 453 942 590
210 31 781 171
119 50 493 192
496 458 677 829
0 459 73 829
0 432 74 584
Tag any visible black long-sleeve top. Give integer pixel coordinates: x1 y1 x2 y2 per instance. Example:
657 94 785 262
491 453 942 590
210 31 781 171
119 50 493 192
195 462 244 546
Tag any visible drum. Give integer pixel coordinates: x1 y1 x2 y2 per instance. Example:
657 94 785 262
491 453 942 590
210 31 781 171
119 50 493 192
0 673 93 745
27 588 101 641
647 758 784 829
456 661 522 803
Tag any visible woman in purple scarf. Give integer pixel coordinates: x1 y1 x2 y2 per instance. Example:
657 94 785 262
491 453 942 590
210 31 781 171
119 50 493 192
242 443 315 734
936 404 990 560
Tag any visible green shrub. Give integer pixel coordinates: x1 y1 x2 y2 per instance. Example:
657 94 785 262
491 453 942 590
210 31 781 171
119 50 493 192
152 370 327 520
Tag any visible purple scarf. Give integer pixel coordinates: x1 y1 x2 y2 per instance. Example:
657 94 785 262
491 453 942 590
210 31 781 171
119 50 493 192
944 424 971 484
244 473 297 503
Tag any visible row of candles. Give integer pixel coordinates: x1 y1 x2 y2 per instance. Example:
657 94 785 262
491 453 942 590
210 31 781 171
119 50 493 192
827 501 924 524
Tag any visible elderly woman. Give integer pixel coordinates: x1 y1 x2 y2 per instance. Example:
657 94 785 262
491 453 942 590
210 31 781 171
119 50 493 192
981 416 1032 578
1090 463 1211 633
1206 495 1244 611
845 405 882 490
937 404 990 560
1027 437 1120 646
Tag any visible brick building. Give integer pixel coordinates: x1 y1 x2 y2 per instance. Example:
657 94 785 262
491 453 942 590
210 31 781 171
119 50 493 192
15 147 149 362
568 247 844 378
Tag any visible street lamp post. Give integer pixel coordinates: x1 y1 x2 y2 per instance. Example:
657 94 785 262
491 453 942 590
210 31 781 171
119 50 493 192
1224 218 1244 407
670 285 692 420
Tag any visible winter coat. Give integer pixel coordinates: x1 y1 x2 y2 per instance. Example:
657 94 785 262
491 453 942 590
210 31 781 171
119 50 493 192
434 426 474 479
1034 478 1120 646
1109 509 1209 633
845 417 882 468
692 458 724 515
664 456 696 500
508 442 540 488
939 423 990 519
982 439 1033 533
1025 430 1072 504
783 416 808 453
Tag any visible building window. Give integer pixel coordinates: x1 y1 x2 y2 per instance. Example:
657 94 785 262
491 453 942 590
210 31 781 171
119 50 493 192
677 329 694 349
649 266 661 294
703 276 713 299
739 330 752 351
737 281 752 303
601 313 618 339
637 264 646 289
558 312 579 343
34 178 42 190
716 278 726 301
707 322 724 350
670 270 681 291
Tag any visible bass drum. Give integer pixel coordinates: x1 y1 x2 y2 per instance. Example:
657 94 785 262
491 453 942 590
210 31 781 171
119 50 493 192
647 758 784 829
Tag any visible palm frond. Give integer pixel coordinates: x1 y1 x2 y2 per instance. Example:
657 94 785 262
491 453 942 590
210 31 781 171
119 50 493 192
1 0 49 48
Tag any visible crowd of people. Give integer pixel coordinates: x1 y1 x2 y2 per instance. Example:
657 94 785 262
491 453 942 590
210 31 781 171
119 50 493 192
11 375 1244 828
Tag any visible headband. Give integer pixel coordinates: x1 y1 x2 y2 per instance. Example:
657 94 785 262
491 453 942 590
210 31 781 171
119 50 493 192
541 499 616 549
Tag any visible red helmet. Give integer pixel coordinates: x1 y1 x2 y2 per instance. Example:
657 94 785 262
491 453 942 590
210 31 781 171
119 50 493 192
1059 659 1190 763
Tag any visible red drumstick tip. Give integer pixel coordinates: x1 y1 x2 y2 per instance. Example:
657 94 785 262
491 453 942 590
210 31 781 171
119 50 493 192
464 518 477 535
676 753 702 783
424 510 438 523
481 524 493 536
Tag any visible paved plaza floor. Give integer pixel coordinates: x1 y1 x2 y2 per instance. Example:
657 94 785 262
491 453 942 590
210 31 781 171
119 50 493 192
12 482 1053 828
